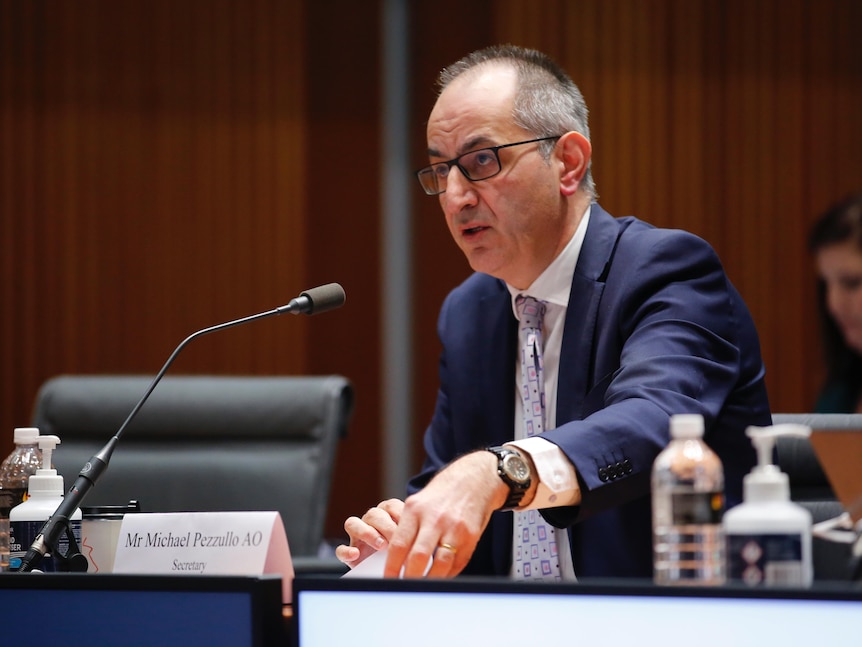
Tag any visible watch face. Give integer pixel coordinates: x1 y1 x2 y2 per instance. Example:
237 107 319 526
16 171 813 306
503 454 530 485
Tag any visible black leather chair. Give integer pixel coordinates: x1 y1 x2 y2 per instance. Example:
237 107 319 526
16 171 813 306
771 413 862 581
30 374 353 571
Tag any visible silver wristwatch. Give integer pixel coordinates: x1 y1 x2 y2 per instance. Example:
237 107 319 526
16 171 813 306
486 445 531 510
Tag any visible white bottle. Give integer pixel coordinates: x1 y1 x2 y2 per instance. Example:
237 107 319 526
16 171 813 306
9 435 82 572
723 424 813 587
652 413 726 585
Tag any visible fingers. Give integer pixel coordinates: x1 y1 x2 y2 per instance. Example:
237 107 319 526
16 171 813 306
334 543 362 567
386 526 473 578
342 449 497 578
383 512 420 577
377 498 405 526
383 497 476 579
424 541 461 578
336 499 405 568
354 500 402 545
334 515 378 569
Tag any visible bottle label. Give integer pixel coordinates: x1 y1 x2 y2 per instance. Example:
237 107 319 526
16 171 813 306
9 518 83 572
670 490 724 525
727 533 805 586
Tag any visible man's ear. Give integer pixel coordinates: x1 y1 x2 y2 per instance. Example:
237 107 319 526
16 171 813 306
557 131 591 196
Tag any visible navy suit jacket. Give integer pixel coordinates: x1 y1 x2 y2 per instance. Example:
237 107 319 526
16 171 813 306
407 204 771 579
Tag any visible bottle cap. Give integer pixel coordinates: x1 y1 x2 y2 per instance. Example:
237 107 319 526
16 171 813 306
13 427 40 445
669 414 705 439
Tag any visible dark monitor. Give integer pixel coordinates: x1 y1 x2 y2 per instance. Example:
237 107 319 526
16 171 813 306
294 576 862 646
0 573 285 647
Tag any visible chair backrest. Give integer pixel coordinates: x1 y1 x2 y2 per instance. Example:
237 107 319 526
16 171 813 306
769 413 860 501
771 413 862 581
30 374 353 557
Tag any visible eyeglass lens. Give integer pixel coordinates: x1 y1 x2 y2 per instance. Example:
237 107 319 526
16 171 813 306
418 149 501 195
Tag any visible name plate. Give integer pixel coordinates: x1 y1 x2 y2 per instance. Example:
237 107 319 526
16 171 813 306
113 511 294 602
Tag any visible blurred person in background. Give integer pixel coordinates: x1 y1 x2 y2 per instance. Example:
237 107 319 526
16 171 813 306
809 192 862 412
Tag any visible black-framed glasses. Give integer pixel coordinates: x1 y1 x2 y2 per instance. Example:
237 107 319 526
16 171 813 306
414 135 562 196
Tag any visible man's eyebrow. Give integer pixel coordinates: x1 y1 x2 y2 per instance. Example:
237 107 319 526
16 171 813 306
427 135 495 161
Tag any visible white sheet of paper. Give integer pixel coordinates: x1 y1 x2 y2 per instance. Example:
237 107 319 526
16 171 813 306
342 548 433 578
342 548 388 578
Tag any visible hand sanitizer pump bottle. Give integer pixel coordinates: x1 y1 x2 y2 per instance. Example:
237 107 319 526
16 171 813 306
8 435 83 572
723 424 813 587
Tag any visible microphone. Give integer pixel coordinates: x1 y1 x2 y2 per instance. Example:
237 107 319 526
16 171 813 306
278 282 346 316
17 283 346 573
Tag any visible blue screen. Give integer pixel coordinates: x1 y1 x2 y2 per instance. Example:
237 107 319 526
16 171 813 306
0 575 281 647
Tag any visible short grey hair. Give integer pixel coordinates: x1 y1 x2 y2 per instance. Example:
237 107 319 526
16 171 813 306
437 44 596 198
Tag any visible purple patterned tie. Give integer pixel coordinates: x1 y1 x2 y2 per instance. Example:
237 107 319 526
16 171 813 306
513 295 561 581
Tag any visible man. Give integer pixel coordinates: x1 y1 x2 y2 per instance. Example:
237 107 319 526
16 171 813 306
336 45 770 580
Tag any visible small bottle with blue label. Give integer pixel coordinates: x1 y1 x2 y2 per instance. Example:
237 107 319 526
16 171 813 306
723 424 813 587
9 435 82 572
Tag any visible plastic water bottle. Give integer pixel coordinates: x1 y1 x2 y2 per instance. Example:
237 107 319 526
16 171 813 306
0 428 43 571
652 414 726 585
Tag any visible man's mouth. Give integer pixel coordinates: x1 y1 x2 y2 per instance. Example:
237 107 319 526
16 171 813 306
463 225 488 236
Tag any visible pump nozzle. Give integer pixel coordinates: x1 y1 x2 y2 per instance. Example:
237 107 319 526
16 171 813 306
746 423 811 472
36 434 61 474
742 423 811 503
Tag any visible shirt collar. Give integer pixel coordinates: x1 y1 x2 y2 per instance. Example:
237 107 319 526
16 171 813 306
508 203 592 318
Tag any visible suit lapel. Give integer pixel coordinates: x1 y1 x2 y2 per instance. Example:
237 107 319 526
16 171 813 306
478 287 517 447
557 205 621 424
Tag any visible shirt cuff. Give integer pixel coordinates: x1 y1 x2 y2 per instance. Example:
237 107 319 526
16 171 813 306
506 437 580 509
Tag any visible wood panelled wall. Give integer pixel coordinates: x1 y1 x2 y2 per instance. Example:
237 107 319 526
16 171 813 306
0 0 383 541
2 0 861 539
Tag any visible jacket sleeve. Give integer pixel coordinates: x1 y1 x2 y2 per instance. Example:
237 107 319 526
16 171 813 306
542 227 766 526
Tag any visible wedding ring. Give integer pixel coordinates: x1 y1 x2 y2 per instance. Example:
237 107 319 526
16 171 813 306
437 542 458 554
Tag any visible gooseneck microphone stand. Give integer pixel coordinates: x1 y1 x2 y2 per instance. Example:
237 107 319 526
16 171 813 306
17 283 345 572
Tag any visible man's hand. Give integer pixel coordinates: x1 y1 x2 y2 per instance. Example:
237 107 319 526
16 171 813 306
383 450 509 578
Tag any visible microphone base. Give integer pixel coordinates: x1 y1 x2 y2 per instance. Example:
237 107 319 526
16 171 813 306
16 520 88 573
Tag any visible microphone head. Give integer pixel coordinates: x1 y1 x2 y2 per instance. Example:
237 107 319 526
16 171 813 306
300 283 346 315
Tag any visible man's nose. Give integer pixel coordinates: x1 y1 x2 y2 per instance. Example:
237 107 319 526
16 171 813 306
441 166 477 209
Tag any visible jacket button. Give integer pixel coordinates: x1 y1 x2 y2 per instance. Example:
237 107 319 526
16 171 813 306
598 467 609 482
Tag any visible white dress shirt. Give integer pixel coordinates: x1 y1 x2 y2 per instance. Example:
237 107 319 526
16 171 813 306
504 204 592 580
